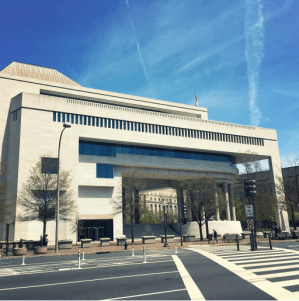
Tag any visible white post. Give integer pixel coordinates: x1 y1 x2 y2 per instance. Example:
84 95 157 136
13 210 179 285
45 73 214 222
175 241 178 254
82 246 85 261
132 243 135 257
21 250 25 265
78 250 81 269
143 246 147 263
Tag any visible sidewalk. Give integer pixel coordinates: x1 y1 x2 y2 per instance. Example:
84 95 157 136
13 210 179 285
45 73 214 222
1 237 288 259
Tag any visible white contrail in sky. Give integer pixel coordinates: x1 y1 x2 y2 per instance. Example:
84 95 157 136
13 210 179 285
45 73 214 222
245 0 264 127
125 0 149 81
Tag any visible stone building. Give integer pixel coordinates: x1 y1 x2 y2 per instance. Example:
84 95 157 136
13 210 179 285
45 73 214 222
0 61 289 242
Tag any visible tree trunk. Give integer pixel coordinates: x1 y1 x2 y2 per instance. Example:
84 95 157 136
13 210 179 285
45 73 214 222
205 217 209 239
291 205 296 230
198 220 203 241
43 220 47 246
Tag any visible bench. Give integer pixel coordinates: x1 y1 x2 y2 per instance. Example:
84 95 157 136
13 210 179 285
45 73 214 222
222 234 242 243
160 235 175 243
183 235 195 242
276 232 291 240
99 238 110 246
116 237 127 246
142 236 156 244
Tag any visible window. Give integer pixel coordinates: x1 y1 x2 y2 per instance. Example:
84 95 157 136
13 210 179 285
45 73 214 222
57 113 61 122
75 115 78 124
71 114 74 124
62 113 65 122
66 114 70 123
53 112 56 122
96 164 114 178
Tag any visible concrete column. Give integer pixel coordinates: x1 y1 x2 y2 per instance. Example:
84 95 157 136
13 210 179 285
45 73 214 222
268 156 290 232
228 184 236 221
187 192 192 222
134 189 140 224
215 190 220 221
176 188 183 219
223 183 231 221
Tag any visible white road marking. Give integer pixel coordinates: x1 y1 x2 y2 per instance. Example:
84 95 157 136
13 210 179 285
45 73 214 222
192 248 297 300
261 270 299 279
241 258 299 268
0 271 178 291
249 264 299 273
100 288 187 300
221 251 290 258
230 255 299 264
172 255 205 300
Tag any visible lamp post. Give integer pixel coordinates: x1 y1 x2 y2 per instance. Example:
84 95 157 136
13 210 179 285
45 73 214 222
162 200 169 247
55 122 71 253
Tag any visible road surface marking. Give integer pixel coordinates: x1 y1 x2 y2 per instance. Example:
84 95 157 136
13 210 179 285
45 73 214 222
229 255 299 264
101 288 187 300
0 271 178 291
172 255 205 300
249 264 299 273
192 248 297 300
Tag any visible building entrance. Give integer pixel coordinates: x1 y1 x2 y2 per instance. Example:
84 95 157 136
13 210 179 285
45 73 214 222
79 219 113 241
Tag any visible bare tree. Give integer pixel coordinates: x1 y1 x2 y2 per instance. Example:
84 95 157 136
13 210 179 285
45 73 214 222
0 162 11 224
16 155 76 239
70 212 85 245
179 176 225 241
235 152 276 230
113 167 146 243
276 159 299 230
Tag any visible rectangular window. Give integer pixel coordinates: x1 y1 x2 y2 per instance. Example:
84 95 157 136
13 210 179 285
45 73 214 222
92 117 95 126
124 121 127 130
120 121 123 130
79 115 82 125
138 123 141 132
71 114 74 124
75 115 78 124
62 113 65 123
57 113 61 122
107 119 110 128
84 116 87 125
104 118 107 128
66 114 70 123
53 112 56 122
88 116 91 126
111 119 115 128
96 164 114 178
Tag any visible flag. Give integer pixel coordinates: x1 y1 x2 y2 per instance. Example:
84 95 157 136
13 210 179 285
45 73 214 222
195 94 198 106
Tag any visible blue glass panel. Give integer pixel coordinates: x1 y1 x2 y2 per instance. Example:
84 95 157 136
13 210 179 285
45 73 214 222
88 117 91 126
96 118 99 127
84 143 92 155
62 113 65 122
80 115 83 125
150 148 158 156
57 113 61 122
84 116 87 125
123 146 130 154
115 145 123 154
75 115 78 124
66 114 70 122
79 142 84 154
71 114 74 124
91 144 99 156
99 144 106 156
107 165 114 178
53 112 56 122
107 145 115 157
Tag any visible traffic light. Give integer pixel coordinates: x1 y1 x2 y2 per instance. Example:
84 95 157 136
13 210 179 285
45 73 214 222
244 178 257 198
182 205 187 216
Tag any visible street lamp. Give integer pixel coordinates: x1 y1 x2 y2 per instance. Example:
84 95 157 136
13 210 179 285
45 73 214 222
162 200 169 247
55 122 71 253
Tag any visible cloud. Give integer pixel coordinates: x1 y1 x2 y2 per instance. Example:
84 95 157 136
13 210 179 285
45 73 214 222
176 35 244 74
125 0 149 81
245 0 264 127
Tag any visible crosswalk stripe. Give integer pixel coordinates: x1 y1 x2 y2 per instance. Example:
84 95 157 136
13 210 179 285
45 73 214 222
249 264 299 273
241 258 299 267
260 270 299 279
229 255 299 264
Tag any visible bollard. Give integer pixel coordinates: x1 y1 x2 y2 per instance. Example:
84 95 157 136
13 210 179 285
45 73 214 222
132 243 135 257
21 250 25 265
78 250 81 269
236 235 239 251
82 246 85 261
124 241 127 250
269 233 272 250
143 246 147 263
250 235 253 251
175 241 178 254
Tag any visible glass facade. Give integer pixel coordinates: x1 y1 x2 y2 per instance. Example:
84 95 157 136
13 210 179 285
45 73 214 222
79 140 236 165
96 164 114 178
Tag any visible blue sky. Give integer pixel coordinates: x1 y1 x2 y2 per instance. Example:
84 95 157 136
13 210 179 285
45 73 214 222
1 0 298 169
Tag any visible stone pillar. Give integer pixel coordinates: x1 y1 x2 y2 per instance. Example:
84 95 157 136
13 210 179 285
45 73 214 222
215 190 220 221
223 183 231 221
122 187 126 225
228 184 236 221
187 192 192 222
134 189 140 224
176 188 183 219
268 156 290 232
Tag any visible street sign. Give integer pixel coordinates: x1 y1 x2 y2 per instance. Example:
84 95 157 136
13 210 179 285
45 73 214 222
245 205 254 217
247 219 254 229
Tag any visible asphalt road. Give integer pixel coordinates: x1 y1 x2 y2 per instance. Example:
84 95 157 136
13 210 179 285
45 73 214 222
0 242 299 300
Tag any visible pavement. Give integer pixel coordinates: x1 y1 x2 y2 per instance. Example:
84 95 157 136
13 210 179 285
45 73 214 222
0 236 290 259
